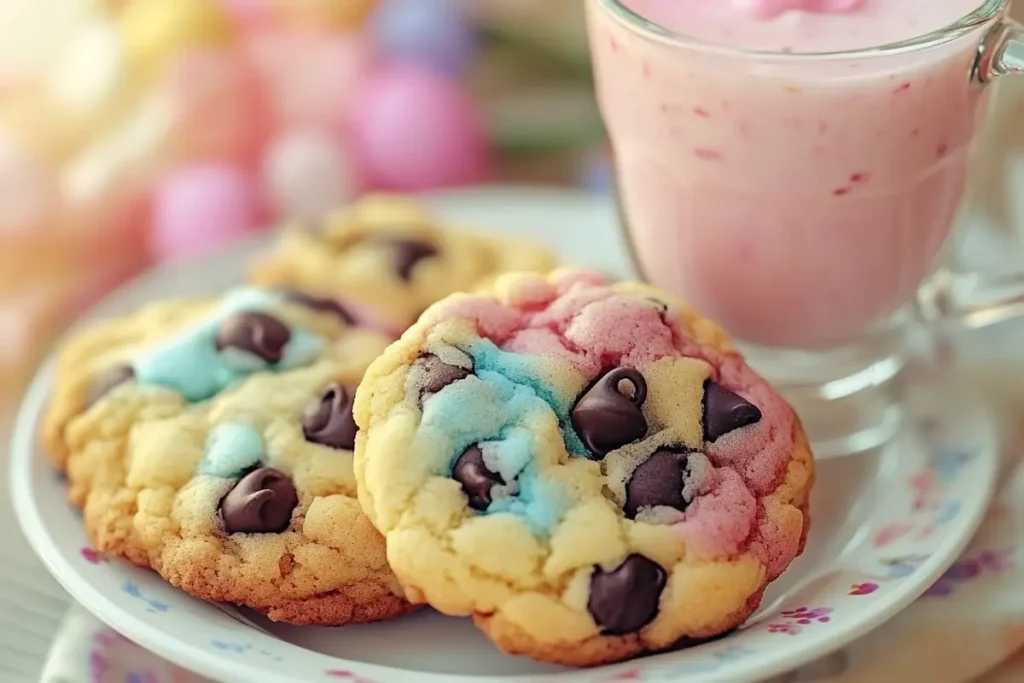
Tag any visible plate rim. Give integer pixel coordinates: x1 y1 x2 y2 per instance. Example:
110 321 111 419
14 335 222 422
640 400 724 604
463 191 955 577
8 187 1002 683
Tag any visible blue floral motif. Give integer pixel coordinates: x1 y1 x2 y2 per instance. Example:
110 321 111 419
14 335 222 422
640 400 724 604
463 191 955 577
926 548 1014 597
934 500 962 525
121 581 171 614
211 640 283 662
211 640 250 654
932 449 974 483
877 554 930 579
125 673 158 683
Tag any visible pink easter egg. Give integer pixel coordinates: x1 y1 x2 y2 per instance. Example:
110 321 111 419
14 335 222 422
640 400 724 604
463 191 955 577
70 246 154 317
350 62 491 191
263 128 360 223
62 187 150 264
268 32 375 130
149 165 260 261
215 0 273 25
244 27 302 80
0 133 55 236
161 47 273 165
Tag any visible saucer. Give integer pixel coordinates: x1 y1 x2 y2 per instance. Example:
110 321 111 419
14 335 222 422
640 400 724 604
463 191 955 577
10 187 999 683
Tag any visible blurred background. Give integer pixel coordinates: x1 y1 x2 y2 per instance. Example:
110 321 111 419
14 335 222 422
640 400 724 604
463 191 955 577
0 0 610 405
0 0 1021 410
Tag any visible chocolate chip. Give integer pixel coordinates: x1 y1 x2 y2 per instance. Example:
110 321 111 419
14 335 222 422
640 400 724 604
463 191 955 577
571 368 648 459
415 354 471 404
625 449 690 519
702 381 761 442
280 289 355 325
588 554 666 635
302 383 358 450
452 445 503 510
219 467 298 534
645 297 668 313
376 237 438 281
215 312 291 364
86 365 135 407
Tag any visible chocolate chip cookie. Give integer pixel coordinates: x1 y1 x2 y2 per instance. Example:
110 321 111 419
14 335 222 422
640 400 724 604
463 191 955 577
248 194 557 335
353 270 814 665
42 287 414 625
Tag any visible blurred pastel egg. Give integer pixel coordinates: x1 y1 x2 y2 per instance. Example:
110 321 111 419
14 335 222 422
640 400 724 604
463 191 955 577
47 19 125 119
580 153 614 195
162 48 272 164
273 0 376 30
350 62 491 191
150 165 260 261
215 0 273 25
0 0 89 85
70 245 154 316
255 32 374 129
0 289 69 387
93 0 130 14
0 134 55 235
60 90 177 208
371 0 477 75
60 185 150 264
64 47 270 210
119 0 236 77
264 129 359 223
0 87 88 163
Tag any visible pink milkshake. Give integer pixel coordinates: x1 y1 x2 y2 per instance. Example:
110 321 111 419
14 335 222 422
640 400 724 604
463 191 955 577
589 0 994 348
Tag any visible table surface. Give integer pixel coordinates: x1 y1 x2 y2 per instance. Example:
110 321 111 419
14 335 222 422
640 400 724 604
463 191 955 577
0 409 68 682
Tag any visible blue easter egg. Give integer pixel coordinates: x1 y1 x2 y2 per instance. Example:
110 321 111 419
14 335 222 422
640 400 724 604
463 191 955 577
371 0 477 75
581 155 615 195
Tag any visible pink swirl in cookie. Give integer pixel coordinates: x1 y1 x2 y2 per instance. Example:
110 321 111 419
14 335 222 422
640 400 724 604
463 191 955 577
673 457 758 557
426 272 801 571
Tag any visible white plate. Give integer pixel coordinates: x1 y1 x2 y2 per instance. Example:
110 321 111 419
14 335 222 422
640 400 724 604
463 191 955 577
10 187 1000 683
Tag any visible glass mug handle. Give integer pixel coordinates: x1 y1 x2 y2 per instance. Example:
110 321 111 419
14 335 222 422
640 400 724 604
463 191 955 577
916 19 1024 329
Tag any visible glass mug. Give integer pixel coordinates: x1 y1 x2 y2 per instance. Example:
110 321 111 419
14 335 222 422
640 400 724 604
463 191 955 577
587 0 1024 456
961 0 1024 274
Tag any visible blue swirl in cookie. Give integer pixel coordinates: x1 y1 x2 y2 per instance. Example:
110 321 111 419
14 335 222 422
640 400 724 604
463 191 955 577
468 339 589 458
421 368 569 535
200 422 265 478
134 289 323 402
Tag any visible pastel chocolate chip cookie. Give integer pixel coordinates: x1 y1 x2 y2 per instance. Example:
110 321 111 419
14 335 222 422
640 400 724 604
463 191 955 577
354 270 814 666
42 288 414 625
249 194 557 334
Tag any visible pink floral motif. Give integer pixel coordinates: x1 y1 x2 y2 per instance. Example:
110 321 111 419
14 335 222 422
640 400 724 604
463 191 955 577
910 471 938 512
81 547 104 564
926 549 1014 597
596 668 646 681
849 582 879 596
781 606 832 624
767 606 832 635
325 672 377 683
916 501 963 540
90 650 109 681
93 629 125 648
873 524 913 548
908 451 973 510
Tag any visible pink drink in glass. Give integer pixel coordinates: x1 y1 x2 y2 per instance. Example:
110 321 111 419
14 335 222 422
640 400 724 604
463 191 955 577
589 0 993 348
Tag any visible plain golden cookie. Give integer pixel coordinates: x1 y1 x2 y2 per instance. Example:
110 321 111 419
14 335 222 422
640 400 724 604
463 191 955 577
43 287 414 625
249 194 557 335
